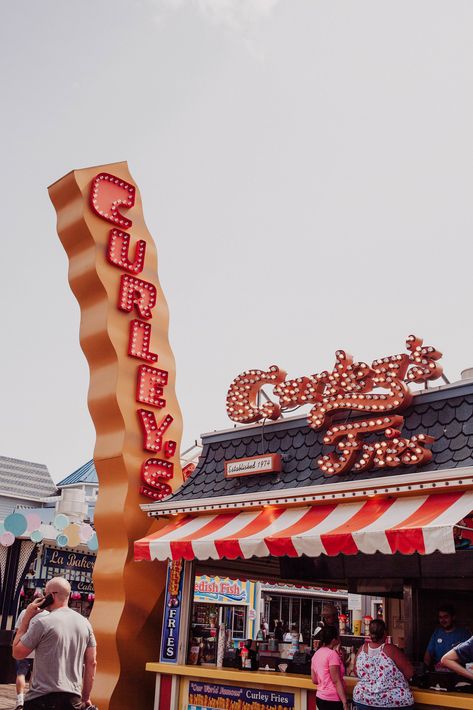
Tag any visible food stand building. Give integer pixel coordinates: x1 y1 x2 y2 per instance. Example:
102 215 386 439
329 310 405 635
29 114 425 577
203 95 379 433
135 363 473 710
49 163 473 709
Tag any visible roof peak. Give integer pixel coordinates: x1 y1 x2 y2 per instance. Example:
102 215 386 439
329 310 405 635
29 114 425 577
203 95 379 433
57 460 98 487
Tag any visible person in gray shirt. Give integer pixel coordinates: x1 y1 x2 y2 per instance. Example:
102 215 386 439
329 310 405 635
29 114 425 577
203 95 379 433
13 608 48 710
13 577 97 710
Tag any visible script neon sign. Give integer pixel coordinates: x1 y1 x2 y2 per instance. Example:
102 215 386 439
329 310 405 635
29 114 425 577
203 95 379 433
226 335 442 476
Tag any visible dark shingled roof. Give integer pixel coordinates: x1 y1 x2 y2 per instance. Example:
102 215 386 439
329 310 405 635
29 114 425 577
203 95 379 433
0 456 57 500
168 381 473 502
57 460 98 487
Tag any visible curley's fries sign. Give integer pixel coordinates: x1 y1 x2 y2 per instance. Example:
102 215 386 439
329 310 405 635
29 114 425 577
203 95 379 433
49 162 183 710
226 336 443 477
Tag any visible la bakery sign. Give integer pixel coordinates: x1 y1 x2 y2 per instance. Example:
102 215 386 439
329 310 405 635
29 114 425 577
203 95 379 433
226 336 443 477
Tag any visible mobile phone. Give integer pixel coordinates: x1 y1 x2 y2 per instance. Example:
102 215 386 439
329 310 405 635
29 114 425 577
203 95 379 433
38 593 54 609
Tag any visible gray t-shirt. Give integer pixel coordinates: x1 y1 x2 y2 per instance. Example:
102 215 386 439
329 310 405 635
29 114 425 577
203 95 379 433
15 609 49 659
22 606 96 700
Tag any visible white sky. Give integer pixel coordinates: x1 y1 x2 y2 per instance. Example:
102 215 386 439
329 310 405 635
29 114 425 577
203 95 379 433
1 1 473 482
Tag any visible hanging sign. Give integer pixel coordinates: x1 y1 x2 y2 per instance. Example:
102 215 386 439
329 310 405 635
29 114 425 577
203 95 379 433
226 336 443 477
43 547 95 573
194 575 250 605
224 454 281 479
348 593 363 610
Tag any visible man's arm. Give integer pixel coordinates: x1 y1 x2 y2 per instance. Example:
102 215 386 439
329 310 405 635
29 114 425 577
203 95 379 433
12 633 33 661
12 600 43 660
81 645 97 708
441 649 473 680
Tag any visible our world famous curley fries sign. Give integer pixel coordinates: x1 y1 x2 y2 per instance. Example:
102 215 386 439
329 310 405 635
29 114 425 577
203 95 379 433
49 162 183 710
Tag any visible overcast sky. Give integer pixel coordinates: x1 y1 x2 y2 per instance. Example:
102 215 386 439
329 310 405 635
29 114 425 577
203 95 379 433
1 1 473 482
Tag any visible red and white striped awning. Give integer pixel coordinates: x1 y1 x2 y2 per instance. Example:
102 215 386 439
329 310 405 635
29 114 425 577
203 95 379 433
134 491 473 562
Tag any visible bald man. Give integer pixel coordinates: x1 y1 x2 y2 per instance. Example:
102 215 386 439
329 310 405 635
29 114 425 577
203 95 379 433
13 577 97 710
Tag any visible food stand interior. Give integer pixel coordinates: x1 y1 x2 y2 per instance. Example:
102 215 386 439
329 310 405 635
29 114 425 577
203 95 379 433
190 551 473 669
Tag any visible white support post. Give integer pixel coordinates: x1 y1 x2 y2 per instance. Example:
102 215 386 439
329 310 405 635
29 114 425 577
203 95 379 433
177 560 194 664
153 673 161 710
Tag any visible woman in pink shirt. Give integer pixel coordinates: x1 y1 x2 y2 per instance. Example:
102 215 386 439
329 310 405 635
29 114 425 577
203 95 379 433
311 625 348 710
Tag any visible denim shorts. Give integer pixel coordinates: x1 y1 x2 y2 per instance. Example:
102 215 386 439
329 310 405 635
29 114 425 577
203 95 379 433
16 658 33 677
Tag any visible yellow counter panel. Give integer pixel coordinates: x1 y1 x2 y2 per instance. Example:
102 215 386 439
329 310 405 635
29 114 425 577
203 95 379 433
146 662 473 709
146 662 316 690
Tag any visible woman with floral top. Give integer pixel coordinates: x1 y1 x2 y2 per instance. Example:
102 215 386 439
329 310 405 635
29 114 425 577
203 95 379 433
353 619 414 710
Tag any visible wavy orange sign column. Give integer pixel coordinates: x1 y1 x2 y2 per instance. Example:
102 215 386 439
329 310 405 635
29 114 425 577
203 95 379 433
48 162 183 710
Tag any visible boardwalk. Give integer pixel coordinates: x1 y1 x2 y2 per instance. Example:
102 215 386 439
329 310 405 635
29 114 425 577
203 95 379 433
0 685 16 710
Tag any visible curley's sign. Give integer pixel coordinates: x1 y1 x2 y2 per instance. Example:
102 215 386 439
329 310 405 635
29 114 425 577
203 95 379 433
89 173 179 501
49 161 183 710
226 335 443 477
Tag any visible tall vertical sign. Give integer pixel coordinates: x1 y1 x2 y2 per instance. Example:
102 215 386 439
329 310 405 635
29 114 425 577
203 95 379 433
160 560 184 663
49 162 183 710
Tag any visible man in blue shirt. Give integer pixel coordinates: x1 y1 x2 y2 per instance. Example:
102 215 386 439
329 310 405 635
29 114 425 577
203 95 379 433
424 605 470 668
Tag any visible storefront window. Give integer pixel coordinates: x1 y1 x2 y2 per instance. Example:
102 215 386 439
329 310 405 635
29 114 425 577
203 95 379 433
281 597 290 631
269 597 280 630
290 597 301 631
301 598 312 643
232 607 246 639
312 599 323 628
265 594 350 642
184 571 405 677
188 585 248 667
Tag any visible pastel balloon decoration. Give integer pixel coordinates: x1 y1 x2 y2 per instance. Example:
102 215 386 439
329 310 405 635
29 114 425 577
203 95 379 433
4 513 27 537
0 531 15 546
56 534 69 547
54 514 70 531
26 513 42 533
87 533 98 552
64 524 81 548
79 523 94 543
30 530 43 543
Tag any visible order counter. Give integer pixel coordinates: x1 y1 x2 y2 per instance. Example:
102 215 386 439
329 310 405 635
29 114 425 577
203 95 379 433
148 562 473 710
146 662 473 710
